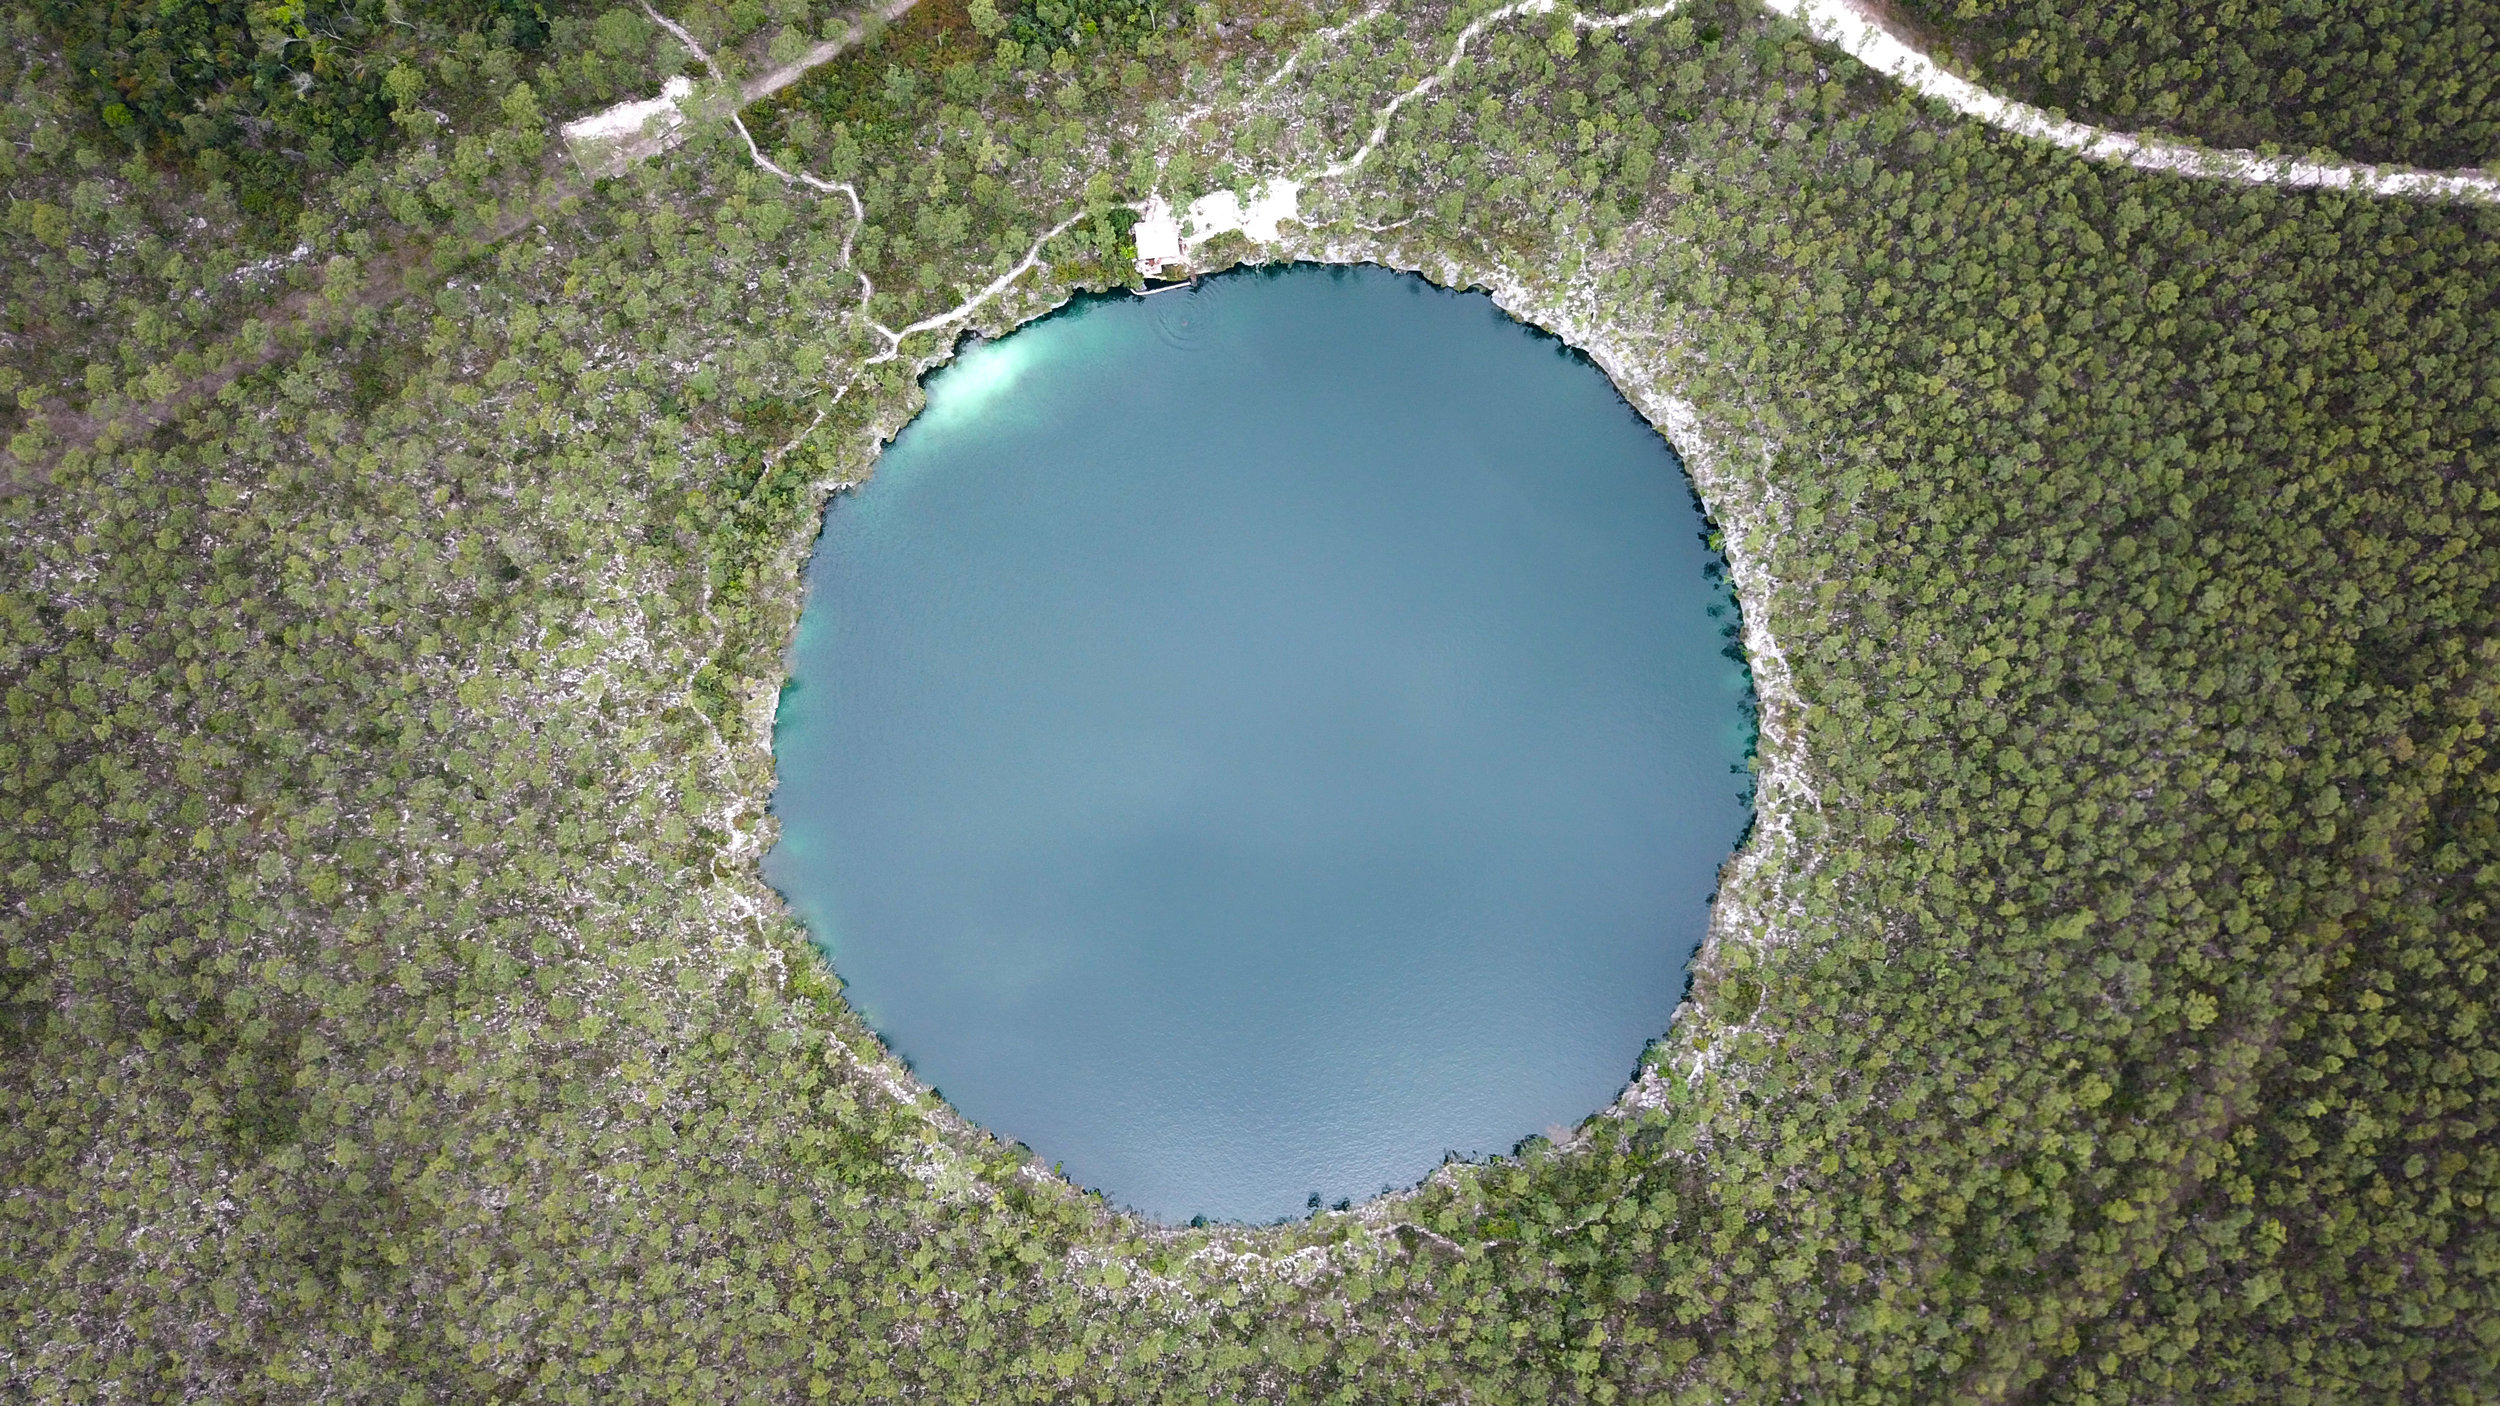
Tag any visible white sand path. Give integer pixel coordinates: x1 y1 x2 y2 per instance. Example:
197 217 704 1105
582 0 2492 1243
579 0 2500 441
1169 0 2499 262
1307 0 2500 204
1759 0 2500 202
562 0 918 175
574 0 2500 340
577 0 2499 207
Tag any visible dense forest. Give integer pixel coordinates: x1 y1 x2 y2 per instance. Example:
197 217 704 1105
5 0 2497 1400
1887 0 2500 169
26 0 669 217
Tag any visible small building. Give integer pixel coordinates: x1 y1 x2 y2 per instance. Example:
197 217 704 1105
1133 202 1183 275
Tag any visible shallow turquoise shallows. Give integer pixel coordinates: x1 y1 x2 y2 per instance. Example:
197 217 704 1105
765 264 1752 1223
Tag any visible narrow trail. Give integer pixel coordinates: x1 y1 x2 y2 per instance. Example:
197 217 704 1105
1761 0 2500 202
575 0 919 173
655 0 2480 1277
1317 0 1685 181
645 0 1090 385
742 0 923 104
738 0 2500 219
714 0 1692 409
662 0 2500 404
24 0 2496 480
1307 0 2498 202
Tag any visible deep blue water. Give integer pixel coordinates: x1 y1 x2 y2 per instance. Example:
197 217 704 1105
765 264 1752 1223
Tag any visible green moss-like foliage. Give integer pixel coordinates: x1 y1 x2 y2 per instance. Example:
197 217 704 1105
2 0 2495 1400
1889 0 2500 169
26 0 622 221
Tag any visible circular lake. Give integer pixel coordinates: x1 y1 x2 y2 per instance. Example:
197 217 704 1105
765 264 1753 1223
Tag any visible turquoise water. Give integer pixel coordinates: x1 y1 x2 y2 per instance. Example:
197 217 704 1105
765 265 1753 1223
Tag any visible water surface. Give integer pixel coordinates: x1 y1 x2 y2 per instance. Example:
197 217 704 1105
767 265 1751 1222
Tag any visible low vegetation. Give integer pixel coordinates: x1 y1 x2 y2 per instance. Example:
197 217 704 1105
3 0 2494 1400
